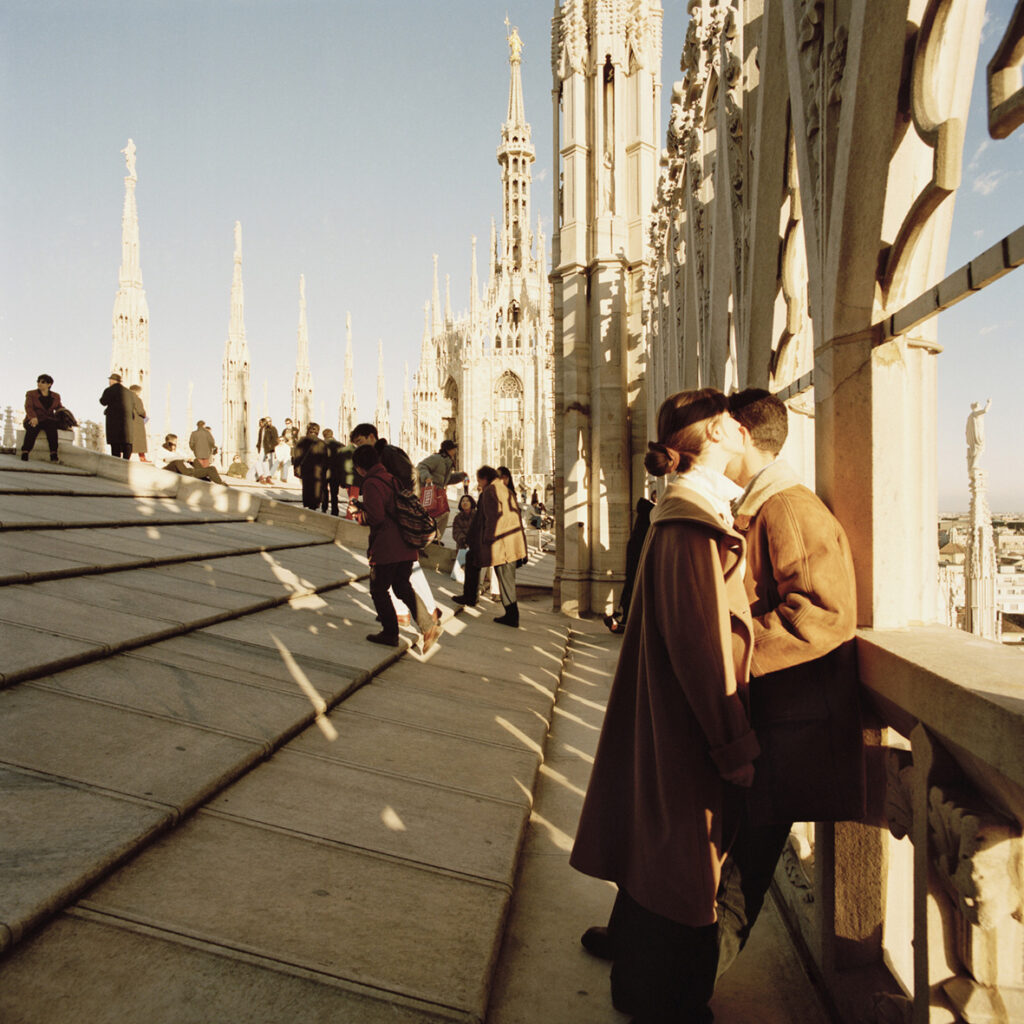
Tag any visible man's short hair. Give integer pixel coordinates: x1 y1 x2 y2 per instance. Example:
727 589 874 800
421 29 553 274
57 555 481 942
440 440 457 454
196 420 205 428
476 465 498 485
322 428 334 439
164 433 177 443
350 422 378 443
729 388 788 455
37 374 54 385
352 444 380 471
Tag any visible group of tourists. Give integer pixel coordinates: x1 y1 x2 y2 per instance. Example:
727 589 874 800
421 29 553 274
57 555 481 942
570 387 864 1023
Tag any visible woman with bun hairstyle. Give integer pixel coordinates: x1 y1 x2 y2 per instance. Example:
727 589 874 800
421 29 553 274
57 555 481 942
570 388 756 1023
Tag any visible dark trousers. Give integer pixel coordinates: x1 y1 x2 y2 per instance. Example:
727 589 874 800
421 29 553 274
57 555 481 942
109 442 132 459
321 479 340 516
300 474 324 511
715 816 793 977
370 561 431 639
22 421 59 455
462 556 516 608
608 889 719 1023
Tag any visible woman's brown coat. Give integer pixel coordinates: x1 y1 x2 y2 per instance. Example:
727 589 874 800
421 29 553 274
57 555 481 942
468 479 527 567
570 480 759 926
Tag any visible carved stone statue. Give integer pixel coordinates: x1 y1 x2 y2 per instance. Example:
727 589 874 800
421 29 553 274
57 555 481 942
122 139 137 179
602 151 615 213
966 398 991 473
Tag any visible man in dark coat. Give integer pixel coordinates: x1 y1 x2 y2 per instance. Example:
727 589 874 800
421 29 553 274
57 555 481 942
320 428 350 516
256 417 279 483
715 388 862 976
292 422 328 511
99 372 133 459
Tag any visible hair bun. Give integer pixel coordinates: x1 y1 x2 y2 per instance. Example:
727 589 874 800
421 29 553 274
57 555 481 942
644 441 672 477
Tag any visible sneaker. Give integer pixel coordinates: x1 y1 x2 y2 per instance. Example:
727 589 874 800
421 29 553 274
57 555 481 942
20 452 28 461
581 925 614 960
365 632 400 647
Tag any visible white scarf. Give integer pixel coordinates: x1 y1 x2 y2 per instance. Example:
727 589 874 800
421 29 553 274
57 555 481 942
679 464 743 527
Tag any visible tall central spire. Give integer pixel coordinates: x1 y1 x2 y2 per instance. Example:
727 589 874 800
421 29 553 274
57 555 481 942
111 138 151 407
374 340 390 440
498 25 535 271
292 274 314 429
222 221 251 462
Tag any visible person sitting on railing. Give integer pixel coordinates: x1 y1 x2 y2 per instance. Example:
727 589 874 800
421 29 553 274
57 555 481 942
21 373 63 463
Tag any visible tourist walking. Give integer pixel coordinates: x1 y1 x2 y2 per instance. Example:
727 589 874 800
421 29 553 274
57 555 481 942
354 443 440 652
275 432 292 482
100 372 133 459
350 423 441 627
571 388 754 1023
256 416 279 483
21 373 63 462
453 465 527 627
450 493 476 583
416 439 468 544
129 384 148 462
292 422 328 511
189 421 217 466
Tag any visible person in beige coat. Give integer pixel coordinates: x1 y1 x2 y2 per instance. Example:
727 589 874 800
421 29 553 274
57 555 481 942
570 389 757 1023
452 465 527 626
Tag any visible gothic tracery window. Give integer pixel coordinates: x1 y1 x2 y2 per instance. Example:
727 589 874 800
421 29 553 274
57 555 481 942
494 371 524 476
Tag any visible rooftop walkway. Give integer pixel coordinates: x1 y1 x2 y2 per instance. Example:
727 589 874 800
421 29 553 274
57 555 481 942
0 449 829 1022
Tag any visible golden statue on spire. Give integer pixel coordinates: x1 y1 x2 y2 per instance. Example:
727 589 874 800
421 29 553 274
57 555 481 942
505 15 523 62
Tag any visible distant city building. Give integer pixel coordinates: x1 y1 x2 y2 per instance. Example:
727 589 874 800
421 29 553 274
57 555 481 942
409 27 554 492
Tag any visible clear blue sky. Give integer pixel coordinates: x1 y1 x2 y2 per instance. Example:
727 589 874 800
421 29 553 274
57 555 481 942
1 1 1020 511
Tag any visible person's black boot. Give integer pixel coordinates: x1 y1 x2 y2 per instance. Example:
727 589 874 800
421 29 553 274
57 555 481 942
452 595 477 607
494 602 519 627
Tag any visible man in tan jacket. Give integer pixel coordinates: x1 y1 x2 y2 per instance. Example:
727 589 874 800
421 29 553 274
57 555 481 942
717 388 864 975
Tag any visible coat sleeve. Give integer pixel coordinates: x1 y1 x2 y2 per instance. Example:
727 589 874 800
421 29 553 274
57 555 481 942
750 493 857 676
652 525 759 776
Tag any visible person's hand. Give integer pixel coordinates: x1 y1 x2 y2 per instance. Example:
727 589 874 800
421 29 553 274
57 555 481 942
722 763 754 787
28 417 38 427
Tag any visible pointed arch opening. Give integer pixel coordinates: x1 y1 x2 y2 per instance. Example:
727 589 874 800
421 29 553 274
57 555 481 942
494 371 524 476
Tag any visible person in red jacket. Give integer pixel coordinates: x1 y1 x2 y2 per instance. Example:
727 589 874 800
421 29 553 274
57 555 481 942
21 374 63 462
353 443 440 653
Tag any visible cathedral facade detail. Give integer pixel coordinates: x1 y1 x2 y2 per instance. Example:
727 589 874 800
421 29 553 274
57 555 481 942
408 27 554 494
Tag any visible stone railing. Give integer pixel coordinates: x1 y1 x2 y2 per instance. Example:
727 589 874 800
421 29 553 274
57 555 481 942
770 626 1024 1024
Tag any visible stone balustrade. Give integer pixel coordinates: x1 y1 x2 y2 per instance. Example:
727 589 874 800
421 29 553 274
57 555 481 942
770 626 1024 1024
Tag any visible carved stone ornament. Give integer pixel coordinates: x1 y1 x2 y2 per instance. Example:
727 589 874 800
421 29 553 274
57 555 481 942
987 0 1024 139
927 785 1021 931
883 749 915 841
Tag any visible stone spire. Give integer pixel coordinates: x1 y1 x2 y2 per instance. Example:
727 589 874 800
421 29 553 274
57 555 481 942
445 273 453 324
400 360 413 455
374 340 390 439
498 24 535 271
964 400 999 640
470 235 480 322
338 311 357 440
292 274 314 429
222 221 251 463
432 254 442 335
537 214 549 323
110 139 151 408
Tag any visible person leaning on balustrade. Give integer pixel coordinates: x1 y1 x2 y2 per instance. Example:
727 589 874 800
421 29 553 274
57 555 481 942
713 388 863 978
570 388 756 1024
